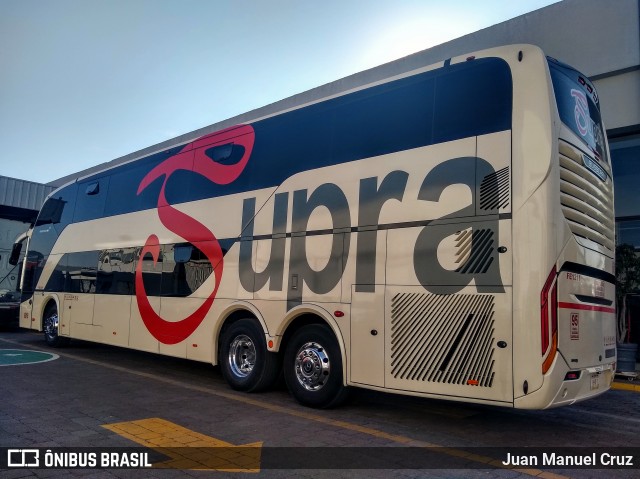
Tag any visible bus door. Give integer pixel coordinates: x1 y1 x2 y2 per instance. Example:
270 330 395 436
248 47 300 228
18 249 39 329
9 234 34 329
60 251 99 340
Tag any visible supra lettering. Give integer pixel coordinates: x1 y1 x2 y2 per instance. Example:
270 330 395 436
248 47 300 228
238 157 505 307
355 171 408 292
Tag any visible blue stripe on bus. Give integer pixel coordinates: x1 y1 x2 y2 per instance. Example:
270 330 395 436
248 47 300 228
72 57 512 222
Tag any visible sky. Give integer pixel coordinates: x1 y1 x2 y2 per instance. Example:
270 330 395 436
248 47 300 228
0 0 559 185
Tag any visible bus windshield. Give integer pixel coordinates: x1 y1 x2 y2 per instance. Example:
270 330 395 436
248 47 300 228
548 58 607 163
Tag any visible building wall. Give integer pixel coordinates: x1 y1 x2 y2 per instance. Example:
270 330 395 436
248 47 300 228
0 176 55 213
0 218 29 292
0 176 54 293
597 71 640 131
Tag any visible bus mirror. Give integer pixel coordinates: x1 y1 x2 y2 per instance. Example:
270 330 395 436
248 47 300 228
9 242 22 266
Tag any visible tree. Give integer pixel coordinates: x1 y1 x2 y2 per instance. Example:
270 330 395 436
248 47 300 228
615 244 640 343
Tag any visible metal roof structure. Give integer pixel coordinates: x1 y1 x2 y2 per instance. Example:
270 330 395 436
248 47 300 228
0 175 55 223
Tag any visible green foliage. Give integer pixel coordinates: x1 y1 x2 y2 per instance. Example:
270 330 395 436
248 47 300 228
615 244 640 342
616 244 640 301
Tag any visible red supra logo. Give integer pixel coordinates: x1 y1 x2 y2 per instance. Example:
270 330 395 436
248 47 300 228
135 125 255 344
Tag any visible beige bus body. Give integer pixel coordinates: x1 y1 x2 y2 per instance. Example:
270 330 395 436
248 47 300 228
19 45 615 409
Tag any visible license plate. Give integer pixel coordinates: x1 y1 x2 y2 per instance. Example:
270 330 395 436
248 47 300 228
590 373 600 390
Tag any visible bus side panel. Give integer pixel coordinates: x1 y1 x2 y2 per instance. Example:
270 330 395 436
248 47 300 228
94 294 132 347
384 221 514 403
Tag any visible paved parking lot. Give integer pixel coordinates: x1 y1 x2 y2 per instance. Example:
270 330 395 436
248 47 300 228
1 329 639 479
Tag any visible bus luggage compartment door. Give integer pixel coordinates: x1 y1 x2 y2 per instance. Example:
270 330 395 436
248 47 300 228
383 284 513 403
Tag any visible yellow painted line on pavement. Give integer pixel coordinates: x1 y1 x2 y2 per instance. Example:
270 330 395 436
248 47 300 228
102 418 261 471
1 337 569 477
612 381 640 392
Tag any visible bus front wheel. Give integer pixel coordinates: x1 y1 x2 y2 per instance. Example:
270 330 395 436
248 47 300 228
284 324 349 408
43 305 69 347
219 318 279 392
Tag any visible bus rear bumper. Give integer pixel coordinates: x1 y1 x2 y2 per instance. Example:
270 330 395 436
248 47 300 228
514 360 614 409
544 364 614 408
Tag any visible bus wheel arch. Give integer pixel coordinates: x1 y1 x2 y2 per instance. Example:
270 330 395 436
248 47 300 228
217 308 280 393
42 298 69 347
280 311 350 408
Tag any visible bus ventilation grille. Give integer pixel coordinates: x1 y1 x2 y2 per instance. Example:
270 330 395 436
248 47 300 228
390 293 495 387
558 140 614 253
454 229 495 274
479 167 510 211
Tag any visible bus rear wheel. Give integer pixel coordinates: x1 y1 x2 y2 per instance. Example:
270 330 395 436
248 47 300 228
219 318 279 392
284 324 349 408
43 304 69 347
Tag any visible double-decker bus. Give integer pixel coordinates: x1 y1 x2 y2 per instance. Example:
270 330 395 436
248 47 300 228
13 45 616 409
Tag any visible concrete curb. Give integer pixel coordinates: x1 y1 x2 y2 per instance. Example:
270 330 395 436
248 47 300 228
611 381 640 393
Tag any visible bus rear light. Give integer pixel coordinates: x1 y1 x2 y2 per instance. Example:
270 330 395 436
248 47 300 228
541 267 558 374
564 371 581 381
542 333 557 374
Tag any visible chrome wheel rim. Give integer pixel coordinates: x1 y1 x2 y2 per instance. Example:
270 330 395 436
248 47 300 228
294 341 330 391
44 313 59 341
228 334 256 378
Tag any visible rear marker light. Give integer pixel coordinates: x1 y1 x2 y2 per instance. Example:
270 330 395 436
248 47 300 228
564 371 581 381
541 267 558 374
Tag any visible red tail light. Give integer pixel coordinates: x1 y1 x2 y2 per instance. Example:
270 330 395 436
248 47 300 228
541 267 558 374
564 371 581 381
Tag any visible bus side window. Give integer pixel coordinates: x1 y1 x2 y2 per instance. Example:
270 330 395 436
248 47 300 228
105 161 164 216
97 248 135 295
433 59 512 144
74 177 111 223
48 254 67 293
139 245 163 297
161 243 213 297
330 74 435 164
65 251 99 294
25 184 78 297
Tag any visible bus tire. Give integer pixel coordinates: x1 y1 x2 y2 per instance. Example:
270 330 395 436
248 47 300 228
219 318 279 392
43 304 69 347
284 324 349 408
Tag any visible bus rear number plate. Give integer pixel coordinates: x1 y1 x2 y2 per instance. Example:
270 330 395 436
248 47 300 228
590 373 600 390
